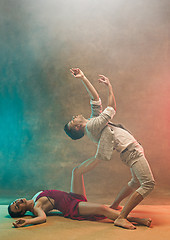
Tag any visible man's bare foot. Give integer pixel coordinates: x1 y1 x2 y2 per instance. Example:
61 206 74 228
114 218 136 230
128 217 152 227
110 204 123 210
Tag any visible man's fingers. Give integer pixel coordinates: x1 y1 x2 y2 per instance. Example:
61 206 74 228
98 79 105 83
70 69 77 77
70 69 76 74
70 68 80 76
99 75 108 81
99 74 106 78
71 68 79 72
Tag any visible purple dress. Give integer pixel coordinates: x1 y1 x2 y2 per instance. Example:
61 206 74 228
35 190 106 221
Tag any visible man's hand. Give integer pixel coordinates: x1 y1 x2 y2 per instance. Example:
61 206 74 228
13 218 30 228
70 68 85 79
98 75 116 110
98 75 111 86
70 67 99 101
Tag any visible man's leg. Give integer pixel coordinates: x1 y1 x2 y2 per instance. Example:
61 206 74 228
114 156 155 229
110 169 140 209
114 191 143 229
110 185 134 210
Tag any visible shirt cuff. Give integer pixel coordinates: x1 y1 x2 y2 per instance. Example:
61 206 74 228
90 98 101 105
103 106 116 119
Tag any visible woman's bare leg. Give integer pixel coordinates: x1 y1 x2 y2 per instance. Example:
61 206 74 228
70 167 86 197
78 202 120 219
128 217 152 227
78 202 151 228
70 157 100 197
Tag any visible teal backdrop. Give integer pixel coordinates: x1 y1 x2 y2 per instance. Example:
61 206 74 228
0 0 170 204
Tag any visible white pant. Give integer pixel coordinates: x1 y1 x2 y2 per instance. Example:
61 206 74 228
120 143 155 198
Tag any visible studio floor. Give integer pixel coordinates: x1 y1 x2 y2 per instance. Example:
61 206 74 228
1 204 170 240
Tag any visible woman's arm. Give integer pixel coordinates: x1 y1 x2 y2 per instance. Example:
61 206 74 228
12 207 46 228
70 68 99 101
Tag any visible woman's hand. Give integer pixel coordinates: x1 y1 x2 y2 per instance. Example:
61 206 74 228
98 75 111 86
13 218 30 228
70 68 85 79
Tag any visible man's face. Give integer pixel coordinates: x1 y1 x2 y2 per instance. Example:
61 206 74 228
68 115 85 130
10 198 27 214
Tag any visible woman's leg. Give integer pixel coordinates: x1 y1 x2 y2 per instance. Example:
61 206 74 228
78 202 152 228
70 157 101 198
70 167 86 198
79 202 120 219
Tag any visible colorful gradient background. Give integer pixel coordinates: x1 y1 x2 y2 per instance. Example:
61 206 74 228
0 0 170 204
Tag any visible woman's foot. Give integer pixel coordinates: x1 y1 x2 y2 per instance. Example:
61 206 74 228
110 204 122 210
114 217 136 230
128 217 152 227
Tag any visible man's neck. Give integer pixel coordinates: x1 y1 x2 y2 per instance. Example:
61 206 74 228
82 119 89 128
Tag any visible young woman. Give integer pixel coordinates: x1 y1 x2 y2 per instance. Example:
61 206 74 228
8 167 151 229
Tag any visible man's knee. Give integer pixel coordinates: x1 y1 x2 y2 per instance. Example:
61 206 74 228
128 179 140 190
145 179 155 192
138 179 155 198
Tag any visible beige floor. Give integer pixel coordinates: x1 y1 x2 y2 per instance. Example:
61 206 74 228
1 204 170 240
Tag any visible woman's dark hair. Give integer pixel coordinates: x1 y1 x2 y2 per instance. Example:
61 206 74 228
8 204 25 218
64 123 84 140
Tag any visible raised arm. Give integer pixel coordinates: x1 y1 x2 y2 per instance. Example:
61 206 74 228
98 75 116 111
70 68 99 101
12 207 46 228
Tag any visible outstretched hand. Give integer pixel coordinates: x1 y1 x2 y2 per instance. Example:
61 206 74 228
70 68 85 79
98 75 111 86
13 218 29 228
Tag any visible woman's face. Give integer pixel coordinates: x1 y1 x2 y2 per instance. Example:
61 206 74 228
10 198 27 214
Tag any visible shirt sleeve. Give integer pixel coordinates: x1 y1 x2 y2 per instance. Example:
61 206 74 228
86 106 116 140
102 106 116 120
90 98 102 118
94 106 116 131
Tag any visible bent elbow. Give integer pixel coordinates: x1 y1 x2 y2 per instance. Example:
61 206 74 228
41 218 47 224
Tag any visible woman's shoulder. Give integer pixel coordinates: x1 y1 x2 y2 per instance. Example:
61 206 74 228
32 191 43 202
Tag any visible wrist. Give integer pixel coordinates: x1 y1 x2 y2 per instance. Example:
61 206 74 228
26 219 31 224
108 84 113 92
108 83 112 88
81 75 87 80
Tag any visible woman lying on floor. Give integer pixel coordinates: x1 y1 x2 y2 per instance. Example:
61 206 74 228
8 167 152 229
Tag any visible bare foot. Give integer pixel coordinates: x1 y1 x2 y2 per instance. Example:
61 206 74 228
128 217 152 227
114 218 136 230
110 205 123 211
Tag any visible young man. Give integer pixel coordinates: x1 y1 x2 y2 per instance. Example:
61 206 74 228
64 68 155 230
8 167 152 228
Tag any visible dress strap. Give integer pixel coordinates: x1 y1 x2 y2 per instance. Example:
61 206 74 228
32 191 43 203
46 196 55 208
